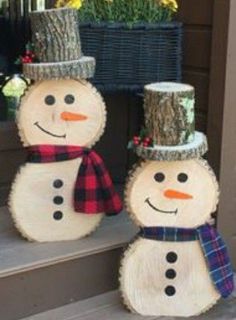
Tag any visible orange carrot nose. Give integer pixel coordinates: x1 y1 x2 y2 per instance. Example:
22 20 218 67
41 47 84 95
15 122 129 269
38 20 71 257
61 111 88 121
164 189 193 200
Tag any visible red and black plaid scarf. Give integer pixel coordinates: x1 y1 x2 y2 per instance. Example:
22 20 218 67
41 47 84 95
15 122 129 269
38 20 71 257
27 145 123 216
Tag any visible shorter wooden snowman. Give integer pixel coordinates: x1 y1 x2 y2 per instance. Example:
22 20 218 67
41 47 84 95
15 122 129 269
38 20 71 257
9 8 122 242
120 83 234 317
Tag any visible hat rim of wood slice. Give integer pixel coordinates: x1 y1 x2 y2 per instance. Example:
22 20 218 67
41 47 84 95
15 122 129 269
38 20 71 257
23 7 95 81
130 82 208 161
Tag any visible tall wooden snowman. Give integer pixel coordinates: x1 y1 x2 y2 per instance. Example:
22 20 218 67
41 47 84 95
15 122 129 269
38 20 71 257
9 7 122 242
120 82 234 317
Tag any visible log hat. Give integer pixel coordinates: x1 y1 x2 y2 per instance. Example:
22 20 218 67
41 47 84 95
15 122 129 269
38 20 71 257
23 8 95 80
130 82 208 161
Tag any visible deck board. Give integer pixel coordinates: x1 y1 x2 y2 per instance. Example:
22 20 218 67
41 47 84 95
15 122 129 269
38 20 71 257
23 290 236 320
0 207 137 278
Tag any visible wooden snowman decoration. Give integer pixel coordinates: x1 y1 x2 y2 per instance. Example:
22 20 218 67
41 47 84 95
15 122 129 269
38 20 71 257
9 7 122 242
120 82 234 317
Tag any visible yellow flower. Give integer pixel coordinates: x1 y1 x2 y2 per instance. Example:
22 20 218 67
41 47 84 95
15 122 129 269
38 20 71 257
55 0 83 10
161 0 178 12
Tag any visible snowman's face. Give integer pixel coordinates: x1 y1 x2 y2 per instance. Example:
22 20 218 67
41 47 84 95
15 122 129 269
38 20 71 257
127 159 219 228
19 80 106 147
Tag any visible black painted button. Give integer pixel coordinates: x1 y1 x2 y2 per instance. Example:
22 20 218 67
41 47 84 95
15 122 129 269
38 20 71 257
53 211 63 220
53 196 64 205
165 286 176 296
165 269 176 279
166 252 178 263
53 179 63 189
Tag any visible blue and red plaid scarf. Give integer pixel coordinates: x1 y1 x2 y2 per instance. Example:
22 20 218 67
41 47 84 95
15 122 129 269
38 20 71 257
139 224 234 298
27 145 123 216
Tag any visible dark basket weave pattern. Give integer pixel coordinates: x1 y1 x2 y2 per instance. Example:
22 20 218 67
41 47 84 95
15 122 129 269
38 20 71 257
80 22 183 91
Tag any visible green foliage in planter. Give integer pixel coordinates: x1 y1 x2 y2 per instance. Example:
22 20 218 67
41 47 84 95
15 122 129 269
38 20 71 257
56 0 178 24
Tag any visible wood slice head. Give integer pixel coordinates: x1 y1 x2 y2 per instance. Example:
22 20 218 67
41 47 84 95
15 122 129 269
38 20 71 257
126 158 219 228
18 79 106 147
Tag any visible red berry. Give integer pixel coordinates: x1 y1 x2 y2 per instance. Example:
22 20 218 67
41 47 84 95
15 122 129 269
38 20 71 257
133 141 139 146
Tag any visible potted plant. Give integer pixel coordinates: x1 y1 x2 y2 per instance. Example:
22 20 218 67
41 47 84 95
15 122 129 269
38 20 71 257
56 0 182 92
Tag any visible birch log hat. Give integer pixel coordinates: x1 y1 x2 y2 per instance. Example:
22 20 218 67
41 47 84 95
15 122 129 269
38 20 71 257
130 82 208 161
23 8 95 80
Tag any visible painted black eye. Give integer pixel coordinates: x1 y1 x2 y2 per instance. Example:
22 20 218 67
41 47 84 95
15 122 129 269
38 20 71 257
177 173 188 183
154 172 165 182
64 94 75 104
45 95 56 105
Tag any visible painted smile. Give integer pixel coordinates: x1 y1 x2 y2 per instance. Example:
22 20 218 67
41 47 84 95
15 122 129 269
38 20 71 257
34 122 66 139
145 198 178 215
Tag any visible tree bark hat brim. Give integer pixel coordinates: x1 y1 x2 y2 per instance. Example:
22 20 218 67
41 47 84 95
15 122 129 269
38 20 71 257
23 56 95 81
132 131 208 161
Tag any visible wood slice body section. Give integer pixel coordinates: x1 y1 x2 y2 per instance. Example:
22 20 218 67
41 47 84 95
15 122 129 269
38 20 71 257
31 8 82 63
144 82 195 146
120 238 220 317
9 158 104 242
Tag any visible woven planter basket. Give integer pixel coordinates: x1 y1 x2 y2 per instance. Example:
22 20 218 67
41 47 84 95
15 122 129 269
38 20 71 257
79 22 183 91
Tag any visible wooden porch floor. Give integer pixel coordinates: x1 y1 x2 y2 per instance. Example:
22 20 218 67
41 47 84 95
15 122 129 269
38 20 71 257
22 289 236 320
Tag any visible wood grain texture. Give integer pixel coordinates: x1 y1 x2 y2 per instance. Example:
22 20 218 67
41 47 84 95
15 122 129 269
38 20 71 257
120 158 220 316
134 134 208 161
177 0 214 26
207 0 230 176
216 0 236 269
22 289 236 320
30 8 82 63
0 208 136 277
125 159 219 229
18 80 106 148
144 83 195 146
120 238 219 317
9 158 104 242
23 57 96 80
182 27 212 69
183 70 209 113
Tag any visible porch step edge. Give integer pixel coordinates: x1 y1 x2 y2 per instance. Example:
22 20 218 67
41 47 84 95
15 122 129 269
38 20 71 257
21 288 236 320
0 207 137 278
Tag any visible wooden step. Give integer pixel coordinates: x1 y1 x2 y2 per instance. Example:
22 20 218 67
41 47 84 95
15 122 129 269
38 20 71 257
0 206 137 320
22 289 236 320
